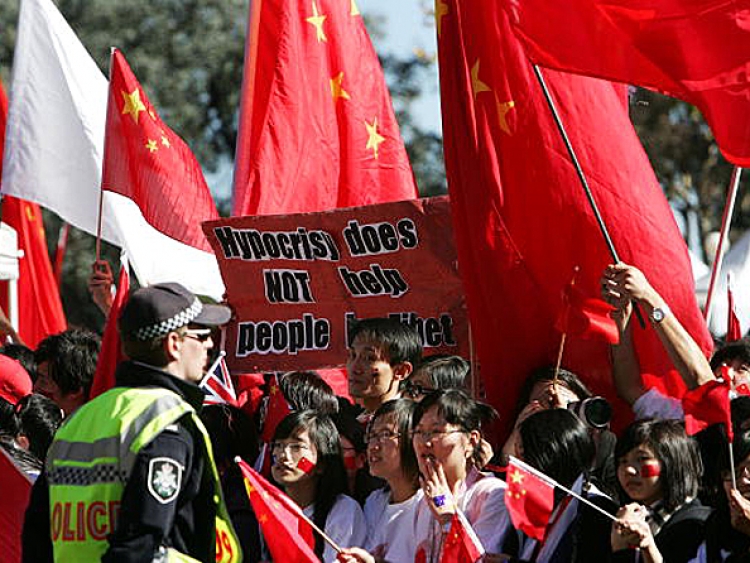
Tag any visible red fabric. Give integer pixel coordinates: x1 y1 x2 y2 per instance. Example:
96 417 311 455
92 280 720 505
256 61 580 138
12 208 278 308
505 458 555 541
683 379 734 441
728 279 743 341
0 355 32 406
89 265 129 399
441 514 483 563
0 448 32 563
232 0 417 216
52 223 69 289
102 49 218 251
437 0 712 436
237 459 317 562
506 0 750 166
555 281 618 344
260 374 293 443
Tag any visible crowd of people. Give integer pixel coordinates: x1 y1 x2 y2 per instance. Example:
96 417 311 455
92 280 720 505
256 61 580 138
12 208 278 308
0 260 749 562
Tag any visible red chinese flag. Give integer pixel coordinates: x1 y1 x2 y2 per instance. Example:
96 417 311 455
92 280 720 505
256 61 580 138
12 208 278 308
260 373 293 443
555 282 619 344
728 276 743 342
236 459 318 562
506 0 750 166
683 379 733 441
441 513 484 563
0 448 32 563
505 457 555 541
89 264 130 399
232 0 418 216
0 79 66 348
437 0 711 435
102 49 218 251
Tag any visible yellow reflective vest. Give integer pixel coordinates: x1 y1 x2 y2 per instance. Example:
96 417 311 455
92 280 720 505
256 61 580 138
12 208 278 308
47 386 241 562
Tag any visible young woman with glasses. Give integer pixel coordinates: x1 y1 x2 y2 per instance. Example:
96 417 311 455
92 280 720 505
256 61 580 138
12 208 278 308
270 410 367 562
410 389 508 562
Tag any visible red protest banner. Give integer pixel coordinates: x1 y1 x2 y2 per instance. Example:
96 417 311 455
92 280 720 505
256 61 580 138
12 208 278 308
203 197 467 372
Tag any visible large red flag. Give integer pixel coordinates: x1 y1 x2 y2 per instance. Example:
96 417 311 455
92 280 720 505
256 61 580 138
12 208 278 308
89 264 129 399
0 447 32 563
0 79 66 348
232 0 418 216
505 457 555 541
102 49 218 251
236 459 318 562
505 0 750 167
437 0 712 435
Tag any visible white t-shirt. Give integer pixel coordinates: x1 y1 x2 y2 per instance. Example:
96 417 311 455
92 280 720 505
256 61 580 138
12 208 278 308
632 387 684 420
412 468 509 561
364 487 424 562
303 494 368 563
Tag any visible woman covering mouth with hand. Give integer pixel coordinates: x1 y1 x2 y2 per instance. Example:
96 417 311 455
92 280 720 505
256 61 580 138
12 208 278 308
410 389 509 562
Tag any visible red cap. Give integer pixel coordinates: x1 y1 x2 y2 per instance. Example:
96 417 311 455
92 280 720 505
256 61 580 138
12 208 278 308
0 355 32 406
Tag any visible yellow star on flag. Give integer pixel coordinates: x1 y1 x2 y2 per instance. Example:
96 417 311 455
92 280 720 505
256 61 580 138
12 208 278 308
148 108 157 121
510 469 524 484
330 72 351 101
121 89 146 124
161 135 171 148
145 139 159 153
350 0 360 16
471 60 491 100
495 95 515 135
259 514 269 524
306 1 328 42
245 484 256 494
435 0 449 38
365 118 385 159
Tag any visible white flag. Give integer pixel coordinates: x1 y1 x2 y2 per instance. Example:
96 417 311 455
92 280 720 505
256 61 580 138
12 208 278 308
2 0 225 299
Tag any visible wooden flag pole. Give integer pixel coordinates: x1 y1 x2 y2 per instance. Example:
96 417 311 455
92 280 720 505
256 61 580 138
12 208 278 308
704 166 743 324
532 64 646 328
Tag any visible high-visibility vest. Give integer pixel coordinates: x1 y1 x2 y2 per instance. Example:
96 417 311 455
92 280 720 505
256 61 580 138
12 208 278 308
47 386 242 562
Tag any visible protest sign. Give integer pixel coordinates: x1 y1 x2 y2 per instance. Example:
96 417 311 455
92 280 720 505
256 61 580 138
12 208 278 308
203 196 468 372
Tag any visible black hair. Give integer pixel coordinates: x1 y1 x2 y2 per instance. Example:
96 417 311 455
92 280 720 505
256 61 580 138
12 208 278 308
515 366 592 414
711 339 750 372
1 344 37 382
520 409 595 489
370 398 420 487
333 401 366 454
201 404 260 472
615 419 702 512
273 410 348 559
278 371 339 415
0 397 19 439
348 317 422 367
413 355 469 390
414 389 497 467
16 394 63 461
35 329 101 399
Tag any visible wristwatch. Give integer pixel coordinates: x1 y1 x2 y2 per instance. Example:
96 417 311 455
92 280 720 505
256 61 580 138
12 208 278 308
650 303 670 323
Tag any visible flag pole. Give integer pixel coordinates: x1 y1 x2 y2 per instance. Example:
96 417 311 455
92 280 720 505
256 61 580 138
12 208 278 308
531 64 645 328
704 166 743 323
554 266 579 385
96 47 118 262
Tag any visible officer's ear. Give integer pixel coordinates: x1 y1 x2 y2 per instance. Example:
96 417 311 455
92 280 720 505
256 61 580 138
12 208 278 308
164 330 184 362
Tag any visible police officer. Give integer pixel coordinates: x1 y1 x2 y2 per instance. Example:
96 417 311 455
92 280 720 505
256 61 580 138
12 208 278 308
23 283 242 562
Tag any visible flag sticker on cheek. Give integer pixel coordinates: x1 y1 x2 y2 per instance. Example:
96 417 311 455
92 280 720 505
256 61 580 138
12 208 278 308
297 456 316 474
640 461 661 478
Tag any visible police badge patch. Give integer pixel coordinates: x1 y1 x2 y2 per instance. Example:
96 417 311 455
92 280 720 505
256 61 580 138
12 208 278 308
147 457 183 504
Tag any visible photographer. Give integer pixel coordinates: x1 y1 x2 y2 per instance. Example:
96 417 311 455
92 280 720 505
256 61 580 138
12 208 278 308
500 366 618 498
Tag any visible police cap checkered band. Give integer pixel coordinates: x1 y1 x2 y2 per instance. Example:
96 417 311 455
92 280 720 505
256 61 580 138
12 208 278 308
119 282 231 341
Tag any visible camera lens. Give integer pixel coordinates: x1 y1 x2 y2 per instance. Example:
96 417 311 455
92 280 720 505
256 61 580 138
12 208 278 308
582 397 612 428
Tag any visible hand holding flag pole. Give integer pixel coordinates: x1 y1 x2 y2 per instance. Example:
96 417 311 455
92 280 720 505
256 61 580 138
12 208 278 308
531 64 645 328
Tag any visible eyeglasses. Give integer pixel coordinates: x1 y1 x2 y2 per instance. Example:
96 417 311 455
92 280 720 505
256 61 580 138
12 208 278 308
404 382 435 398
270 442 311 457
410 428 465 442
181 328 213 342
366 430 401 444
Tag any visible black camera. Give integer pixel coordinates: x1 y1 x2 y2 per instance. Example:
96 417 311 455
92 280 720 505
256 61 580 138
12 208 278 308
567 397 612 429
